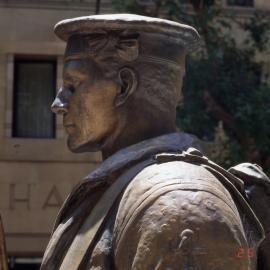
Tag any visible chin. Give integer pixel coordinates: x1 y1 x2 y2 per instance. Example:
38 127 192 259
67 136 106 153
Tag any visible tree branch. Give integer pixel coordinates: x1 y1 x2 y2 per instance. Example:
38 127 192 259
203 91 260 161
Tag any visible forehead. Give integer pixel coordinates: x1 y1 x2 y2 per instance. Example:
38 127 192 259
64 58 85 69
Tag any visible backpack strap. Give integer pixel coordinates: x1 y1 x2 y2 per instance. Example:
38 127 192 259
59 158 155 270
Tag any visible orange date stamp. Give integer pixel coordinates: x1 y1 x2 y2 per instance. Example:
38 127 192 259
236 247 254 258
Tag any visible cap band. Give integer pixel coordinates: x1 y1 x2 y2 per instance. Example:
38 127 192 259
64 33 182 70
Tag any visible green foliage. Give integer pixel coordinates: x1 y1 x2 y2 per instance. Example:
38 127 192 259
113 0 270 172
112 0 143 13
241 12 270 52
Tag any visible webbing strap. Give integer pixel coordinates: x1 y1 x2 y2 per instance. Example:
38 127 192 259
59 158 154 270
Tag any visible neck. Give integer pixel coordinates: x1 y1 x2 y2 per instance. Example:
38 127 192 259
101 126 176 160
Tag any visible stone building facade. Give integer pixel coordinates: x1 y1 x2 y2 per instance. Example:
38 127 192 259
0 0 269 269
0 1 110 268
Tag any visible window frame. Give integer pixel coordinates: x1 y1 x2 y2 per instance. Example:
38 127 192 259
12 56 57 139
2 54 99 162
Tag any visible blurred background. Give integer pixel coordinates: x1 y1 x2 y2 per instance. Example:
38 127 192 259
0 0 269 269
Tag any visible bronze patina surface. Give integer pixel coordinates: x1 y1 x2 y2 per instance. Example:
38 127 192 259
41 14 267 270
0 216 8 270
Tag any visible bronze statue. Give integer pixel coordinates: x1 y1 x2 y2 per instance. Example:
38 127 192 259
0 216 8 270
40 14 268 269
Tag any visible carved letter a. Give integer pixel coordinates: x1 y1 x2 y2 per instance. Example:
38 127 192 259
42 185 63 209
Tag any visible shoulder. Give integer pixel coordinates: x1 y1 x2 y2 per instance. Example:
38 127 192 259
116 160 228 214
113 159 237 241
126 160 216 192
113 160 248 269
115 158 233 217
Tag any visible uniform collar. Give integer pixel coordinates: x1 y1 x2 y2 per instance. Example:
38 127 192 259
83 132 202 183
54 132 201 227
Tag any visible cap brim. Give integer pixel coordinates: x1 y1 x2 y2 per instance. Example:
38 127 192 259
54 14 201 52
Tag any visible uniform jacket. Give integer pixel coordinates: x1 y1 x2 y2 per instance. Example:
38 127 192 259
40 132 264 270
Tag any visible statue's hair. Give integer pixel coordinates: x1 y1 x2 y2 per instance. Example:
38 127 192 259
96 57 183 116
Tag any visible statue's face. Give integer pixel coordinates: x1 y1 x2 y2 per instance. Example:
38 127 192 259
51 58 119 152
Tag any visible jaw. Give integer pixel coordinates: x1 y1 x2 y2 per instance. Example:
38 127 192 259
66 120 120 156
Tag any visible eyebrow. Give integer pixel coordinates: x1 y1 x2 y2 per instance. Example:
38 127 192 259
63 63 88 80
63 70 86 81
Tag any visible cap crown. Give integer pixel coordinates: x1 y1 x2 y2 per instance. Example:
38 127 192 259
54 14 200 53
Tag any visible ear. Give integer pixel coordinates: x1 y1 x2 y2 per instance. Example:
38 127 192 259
114 67 138 107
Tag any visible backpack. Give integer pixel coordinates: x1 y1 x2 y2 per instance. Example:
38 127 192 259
229 163 270 270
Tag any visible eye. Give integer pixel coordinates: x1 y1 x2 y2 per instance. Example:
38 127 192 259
69 85 75 94
67 80 81 94
63 76 83 94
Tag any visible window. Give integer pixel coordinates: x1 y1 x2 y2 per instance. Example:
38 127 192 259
12 58 56 138
226 0 254 7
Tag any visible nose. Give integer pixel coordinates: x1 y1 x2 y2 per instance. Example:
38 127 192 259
51 87 70 114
